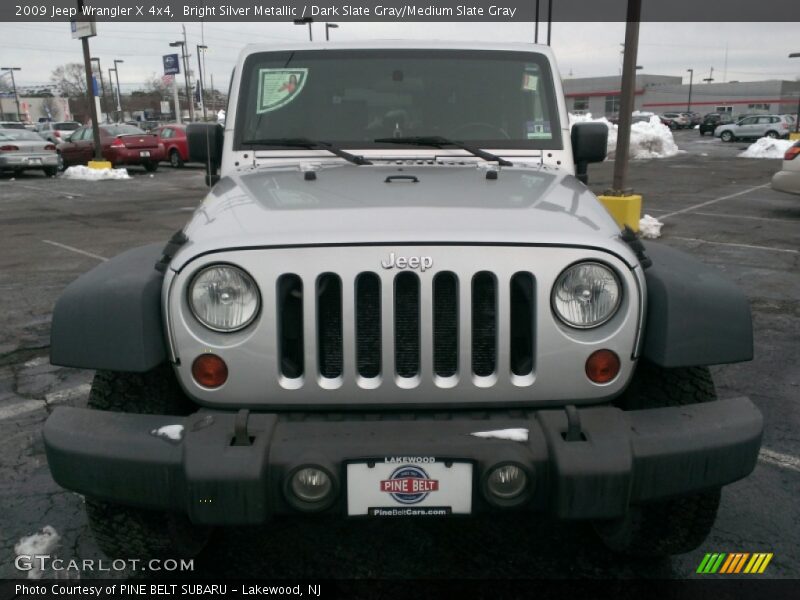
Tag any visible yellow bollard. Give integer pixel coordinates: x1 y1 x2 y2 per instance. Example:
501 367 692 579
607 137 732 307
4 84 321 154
789 132 800 141
87 160 113 170
597 194 643 232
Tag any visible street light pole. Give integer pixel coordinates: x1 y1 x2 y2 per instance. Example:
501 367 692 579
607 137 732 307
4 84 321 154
113 59 123 120
325 23 338 41
197 44 207 120
686 68 694 113
1 67 22 121
108 67 115 120
790 53 799 133
611 0 641 194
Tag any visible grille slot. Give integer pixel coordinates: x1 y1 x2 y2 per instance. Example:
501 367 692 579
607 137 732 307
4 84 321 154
510 272 535 376
317 273 343 379
433 272 458 377
471 271 497 377
277 274 304 379
356 273 381 378
394 272 420 378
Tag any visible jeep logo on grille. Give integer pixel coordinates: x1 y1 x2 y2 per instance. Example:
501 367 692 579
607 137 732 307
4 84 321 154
381 252 433 272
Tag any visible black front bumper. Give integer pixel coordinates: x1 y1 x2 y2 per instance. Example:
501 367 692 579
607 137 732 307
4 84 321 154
43 397 762 524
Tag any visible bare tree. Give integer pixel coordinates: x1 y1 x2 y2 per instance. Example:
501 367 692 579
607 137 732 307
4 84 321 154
50 63 87 98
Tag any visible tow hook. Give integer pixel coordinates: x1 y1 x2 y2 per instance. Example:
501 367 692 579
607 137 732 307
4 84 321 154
233 409 252 446
563 405 584 442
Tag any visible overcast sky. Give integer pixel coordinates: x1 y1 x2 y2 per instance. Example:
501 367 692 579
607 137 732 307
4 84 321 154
1 21 798 93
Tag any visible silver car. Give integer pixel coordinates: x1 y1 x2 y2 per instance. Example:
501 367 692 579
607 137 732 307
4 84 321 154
715 114 793 142
0 128 59 176
771 140 800 195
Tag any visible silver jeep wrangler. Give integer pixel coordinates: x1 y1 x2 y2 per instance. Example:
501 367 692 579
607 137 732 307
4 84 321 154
44 42 762 560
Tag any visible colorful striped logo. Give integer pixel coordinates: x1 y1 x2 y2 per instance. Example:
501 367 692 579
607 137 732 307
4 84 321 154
697 552 773 574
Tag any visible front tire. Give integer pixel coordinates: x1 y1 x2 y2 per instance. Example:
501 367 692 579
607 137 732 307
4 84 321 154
593 363 721 557
84 366 209 560
764 130 779 139
720 131 734 142
169 148 184 168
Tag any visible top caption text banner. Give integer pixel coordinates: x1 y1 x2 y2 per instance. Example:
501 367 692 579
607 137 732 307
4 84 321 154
3 0 798 22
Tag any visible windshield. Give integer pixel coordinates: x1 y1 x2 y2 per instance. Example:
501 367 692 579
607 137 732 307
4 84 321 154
0 129 45 141
103 124 146 136
55 122 80 131
235 50 562 151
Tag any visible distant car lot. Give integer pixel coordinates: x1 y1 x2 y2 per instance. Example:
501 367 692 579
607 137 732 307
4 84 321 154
0 128 797 579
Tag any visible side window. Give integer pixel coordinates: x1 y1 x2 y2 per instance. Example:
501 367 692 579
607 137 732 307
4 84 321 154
740 117 756 125
71 128 85 141
757 117 771 124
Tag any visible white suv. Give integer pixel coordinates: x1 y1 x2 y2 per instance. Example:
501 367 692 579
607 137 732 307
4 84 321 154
715 115 792 142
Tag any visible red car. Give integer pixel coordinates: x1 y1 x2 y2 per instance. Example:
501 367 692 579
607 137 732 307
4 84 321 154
56 124 165 172
154 124 189 168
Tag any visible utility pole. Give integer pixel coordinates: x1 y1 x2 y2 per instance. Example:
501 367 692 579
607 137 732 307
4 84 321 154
108 67 115 119
294 17 313 41
0 67 21 121
113 59 123 120
546 0 553 45
197 44 207 120
611 0 641 193
686 68 694 113
73 1 102 161
171 34 194 121
325 23 338 41
534 0 539 43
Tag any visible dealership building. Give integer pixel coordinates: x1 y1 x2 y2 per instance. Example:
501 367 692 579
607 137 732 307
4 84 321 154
563 74 800 119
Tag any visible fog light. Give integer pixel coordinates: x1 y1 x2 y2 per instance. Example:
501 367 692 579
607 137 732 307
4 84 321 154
585 349 620 384
486 464 527 500
191 354 228 388
290 467 333 503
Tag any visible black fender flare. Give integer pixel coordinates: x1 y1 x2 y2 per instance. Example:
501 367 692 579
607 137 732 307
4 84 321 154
50 243 167 372
641 242 753 367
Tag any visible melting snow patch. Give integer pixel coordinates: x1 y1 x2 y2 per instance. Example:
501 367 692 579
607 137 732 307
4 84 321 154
61 165 130 181
738 137 794 159
151 424 184 441
639 214 664 239
568 113 680 160
14 526 60 579
470 428 529 442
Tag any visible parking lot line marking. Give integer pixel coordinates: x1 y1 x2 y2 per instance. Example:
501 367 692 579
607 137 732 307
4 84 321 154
0 400 45 421
671 237 799 255
759 448 800 473
14 183 85 198
42 240 108 262
659 183 770 219
690 211 795 224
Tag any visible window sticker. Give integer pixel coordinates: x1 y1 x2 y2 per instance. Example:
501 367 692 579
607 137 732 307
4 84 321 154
522 69 539 92
526 120 551 139
256 68 309 114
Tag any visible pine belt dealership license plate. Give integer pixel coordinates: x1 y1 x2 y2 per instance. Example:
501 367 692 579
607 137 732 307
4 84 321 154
346 458 473 516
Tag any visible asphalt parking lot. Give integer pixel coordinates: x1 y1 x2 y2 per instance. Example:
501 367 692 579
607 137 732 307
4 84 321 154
0 129 798 580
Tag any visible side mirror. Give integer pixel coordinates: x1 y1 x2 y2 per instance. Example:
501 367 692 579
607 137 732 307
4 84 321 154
571 122 608 185
187 123 224 186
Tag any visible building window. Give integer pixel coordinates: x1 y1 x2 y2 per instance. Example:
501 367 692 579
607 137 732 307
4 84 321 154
572 96 589 113
747 103 770 111
604 95 621 115
716 106 733 114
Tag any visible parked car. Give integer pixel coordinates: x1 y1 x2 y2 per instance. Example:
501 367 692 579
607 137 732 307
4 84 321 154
698 113 733 136
660 112 690 130
715 115 793 142
126 120 160 132
681 112 702 126
0 121 27 130
56 123 165 172
44 41 761 563
771 140 800 195
154 124 188 167
0 128 59 176
38 121 81 144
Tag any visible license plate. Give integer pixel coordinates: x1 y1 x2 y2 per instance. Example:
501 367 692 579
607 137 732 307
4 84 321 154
27 158 42 165
139 151 150 157
347 459 472 516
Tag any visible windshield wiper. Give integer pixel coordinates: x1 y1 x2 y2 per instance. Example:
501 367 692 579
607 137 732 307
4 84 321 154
240 137 372 165
374 136 513 166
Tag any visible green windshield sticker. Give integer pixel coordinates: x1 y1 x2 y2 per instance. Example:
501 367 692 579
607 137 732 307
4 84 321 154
256 68 308 114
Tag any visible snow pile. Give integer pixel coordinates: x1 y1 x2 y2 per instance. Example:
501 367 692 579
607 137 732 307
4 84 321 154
14 526 60 579
639 214 664 239
738 137 795 159
568 113 680 160
470 428 529 442
61 165 130 181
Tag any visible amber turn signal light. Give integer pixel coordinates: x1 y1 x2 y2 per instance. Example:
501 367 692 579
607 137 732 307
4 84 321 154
191 354 228 388
585 349 620 384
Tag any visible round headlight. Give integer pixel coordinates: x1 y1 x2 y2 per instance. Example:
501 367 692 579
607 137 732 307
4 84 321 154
189 265 260 332
552 262 621 328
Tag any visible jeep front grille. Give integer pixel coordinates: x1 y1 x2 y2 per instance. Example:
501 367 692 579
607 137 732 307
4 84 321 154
276 269 533 385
